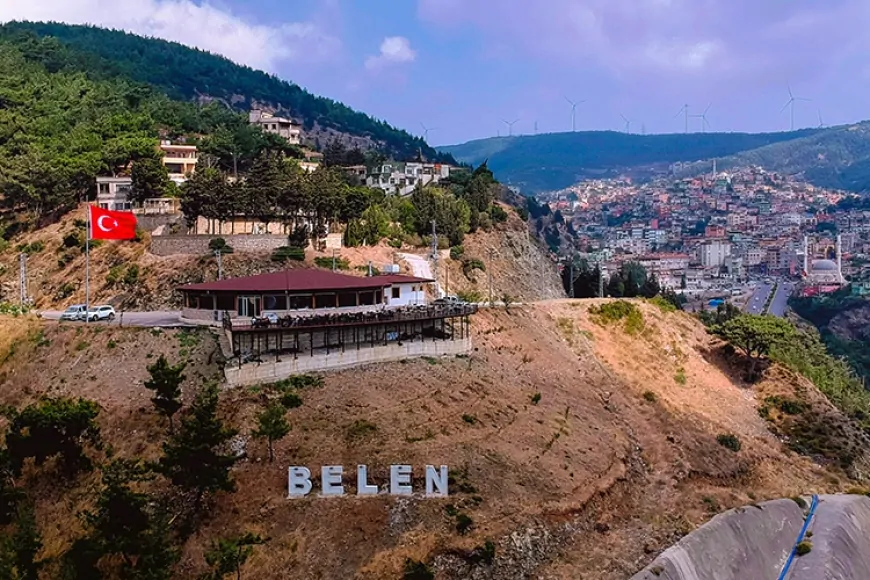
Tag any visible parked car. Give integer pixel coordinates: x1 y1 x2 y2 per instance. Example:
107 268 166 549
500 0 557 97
88 305 116 321
60 304 87 321
434 295 465 306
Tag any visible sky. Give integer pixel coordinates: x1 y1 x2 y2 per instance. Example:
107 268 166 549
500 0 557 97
1 0 869 146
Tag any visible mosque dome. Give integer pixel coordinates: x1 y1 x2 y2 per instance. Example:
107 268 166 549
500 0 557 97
811 259 838 271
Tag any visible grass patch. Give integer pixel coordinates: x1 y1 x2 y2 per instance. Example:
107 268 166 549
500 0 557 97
405 429 435 443
177 329 200 348
461 414 478 425
642 390 657 403
346 419 378 441
421 356 439 365
716 433 742 452
792 496 808 509
588 301 645 336
674 367 687 385
75 341 88 351
764 395 807 415
106 339 117 349
455 512 474 535
648 294 677 313
314 255 350 270
702 496 720 514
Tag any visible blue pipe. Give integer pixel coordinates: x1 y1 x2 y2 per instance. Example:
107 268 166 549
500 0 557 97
777 494 820 580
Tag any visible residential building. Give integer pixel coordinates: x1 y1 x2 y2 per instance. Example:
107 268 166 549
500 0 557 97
160 141 198 184
96 177 133 211
366 162 451 196
699 240 732 268
249 109 301 145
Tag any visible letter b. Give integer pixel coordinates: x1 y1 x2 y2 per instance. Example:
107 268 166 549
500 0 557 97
288 466 312 497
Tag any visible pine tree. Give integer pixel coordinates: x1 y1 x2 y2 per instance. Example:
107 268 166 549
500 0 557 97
202 532 267 580
130 155 172 204
157 383 238 506
252 403 290 462
144 355 186 433
10 501 41 580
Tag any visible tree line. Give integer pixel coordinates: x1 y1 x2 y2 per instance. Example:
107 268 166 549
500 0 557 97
177 154 504 248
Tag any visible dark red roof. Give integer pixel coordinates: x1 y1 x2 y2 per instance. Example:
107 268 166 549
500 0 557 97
179 270 433 293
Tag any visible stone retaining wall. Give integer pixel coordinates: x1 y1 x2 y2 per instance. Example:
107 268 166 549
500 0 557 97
224 336 471 386
150 234 289 256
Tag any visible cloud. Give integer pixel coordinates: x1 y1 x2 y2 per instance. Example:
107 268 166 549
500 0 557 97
365 36 417 70
0 0 341 72
417 0 870 82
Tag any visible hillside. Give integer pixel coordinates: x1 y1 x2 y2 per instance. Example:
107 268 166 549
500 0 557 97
0 21 450 162
0 203 560 309
440 130 819 193
679 122 870 192
0 301 858 578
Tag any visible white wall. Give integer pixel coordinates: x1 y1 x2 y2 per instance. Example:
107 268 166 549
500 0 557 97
385 283 427 307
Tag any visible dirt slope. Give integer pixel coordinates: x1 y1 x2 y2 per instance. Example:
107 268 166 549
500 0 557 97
0 301 854 579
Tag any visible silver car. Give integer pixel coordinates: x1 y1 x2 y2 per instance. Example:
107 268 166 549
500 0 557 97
60 304 87 321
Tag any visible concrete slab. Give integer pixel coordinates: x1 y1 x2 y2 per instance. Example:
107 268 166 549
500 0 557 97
789 494 870 580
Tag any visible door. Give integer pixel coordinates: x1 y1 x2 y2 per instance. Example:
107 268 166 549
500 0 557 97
237 296 261 317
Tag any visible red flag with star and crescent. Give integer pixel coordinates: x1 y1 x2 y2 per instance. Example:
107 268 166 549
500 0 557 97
89 205 138 240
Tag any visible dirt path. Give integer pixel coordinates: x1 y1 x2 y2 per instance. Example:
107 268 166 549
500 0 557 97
399 252 444 297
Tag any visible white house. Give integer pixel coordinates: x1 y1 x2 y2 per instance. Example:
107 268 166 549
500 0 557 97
384 279 428 307
96 177 133 211
249 109 301 145
366 162 452 196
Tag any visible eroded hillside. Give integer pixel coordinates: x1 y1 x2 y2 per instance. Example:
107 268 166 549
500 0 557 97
0 300 856 578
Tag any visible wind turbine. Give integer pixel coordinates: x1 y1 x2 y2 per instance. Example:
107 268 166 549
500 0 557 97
420 122 437 142
502 117 519 136
781 84 810 131
817 109 825 128
564 96 585 132
691 103 712 132
674 104 690 134
620 113 632 134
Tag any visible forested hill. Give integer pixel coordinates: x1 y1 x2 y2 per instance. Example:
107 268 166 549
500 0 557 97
441 129 820 193
0 21 449 162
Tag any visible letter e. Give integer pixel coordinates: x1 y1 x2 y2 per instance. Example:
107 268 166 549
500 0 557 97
357 465 378 495
390 464 412 495
288 466 312 498
321 465 345 496
425 465 448 497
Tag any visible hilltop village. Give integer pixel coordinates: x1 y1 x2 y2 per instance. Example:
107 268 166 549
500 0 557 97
537 166 870 301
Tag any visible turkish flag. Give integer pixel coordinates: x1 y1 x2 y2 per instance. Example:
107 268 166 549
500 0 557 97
89 205 138 240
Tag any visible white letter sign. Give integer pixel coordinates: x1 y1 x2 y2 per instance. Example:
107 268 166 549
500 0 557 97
390 465 413 495
357 465 379 495
288 466 312 497
425 465 449 497
321 465 345 496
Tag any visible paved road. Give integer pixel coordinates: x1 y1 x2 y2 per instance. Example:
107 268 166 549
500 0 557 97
745 283 774 314
39 310 189 327
768 281 795 317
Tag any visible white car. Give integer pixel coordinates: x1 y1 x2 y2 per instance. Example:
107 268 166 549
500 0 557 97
60 304 88 321
87 305 116 321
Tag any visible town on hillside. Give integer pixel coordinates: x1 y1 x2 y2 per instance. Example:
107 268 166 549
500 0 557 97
537 164 869 312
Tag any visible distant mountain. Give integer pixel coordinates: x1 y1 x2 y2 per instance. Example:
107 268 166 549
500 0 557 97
679 122 870 192
441 130 821 193
0 21 451 163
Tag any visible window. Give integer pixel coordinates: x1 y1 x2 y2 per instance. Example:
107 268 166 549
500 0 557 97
98 183 110 194
391 287 400 299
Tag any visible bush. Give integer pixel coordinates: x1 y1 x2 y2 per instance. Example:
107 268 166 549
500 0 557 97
208 237 234 253
648 294 677 313
461 414 477 425
123 264 140 286
674 367 687 385
461 258 486 278
314 256 350 270
403 559 434 580
63 231 83 249
450 245 465 260
796 540 812 556
456 290 483 303
642 390 657 402
531 392 541 405
279 391 302 409
588 301 645 336
716 433 742 452
490 204 509 223
272 246 305 262
455 513 474 535
346 419 378 441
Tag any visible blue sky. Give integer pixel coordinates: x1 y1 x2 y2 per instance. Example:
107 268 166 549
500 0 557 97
2 0 869 145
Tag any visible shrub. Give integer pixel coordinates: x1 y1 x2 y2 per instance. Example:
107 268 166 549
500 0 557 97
208 237 234 254
649 294 677 313
63 231 82 249
461 257 486 278
279 391 302 409
588 301 645 336
795 540 812 556
314 256 350 270
792 496 808 509
461 414 477 425
490 204 509 223
123 265 140 286
346 419 378 441
765 395 807 415
455 513 474 535
531 392 541 405
642 390 657 402
272 246 305 262
674 367 687 385
456 290 484 303
403 559 434 580
450 245 465 260
716 433 742 452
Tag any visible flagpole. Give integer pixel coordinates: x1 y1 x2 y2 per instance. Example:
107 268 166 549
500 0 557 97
85 205 90 325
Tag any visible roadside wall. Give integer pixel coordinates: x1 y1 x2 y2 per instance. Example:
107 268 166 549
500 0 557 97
150 234 288 256
631 498 807 580
224 336 471 386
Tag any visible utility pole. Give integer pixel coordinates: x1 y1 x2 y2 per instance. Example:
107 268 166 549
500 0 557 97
332 248 337 272
568 259 575 298
599 266 606 298
214 250 223 280
19 253 27 305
